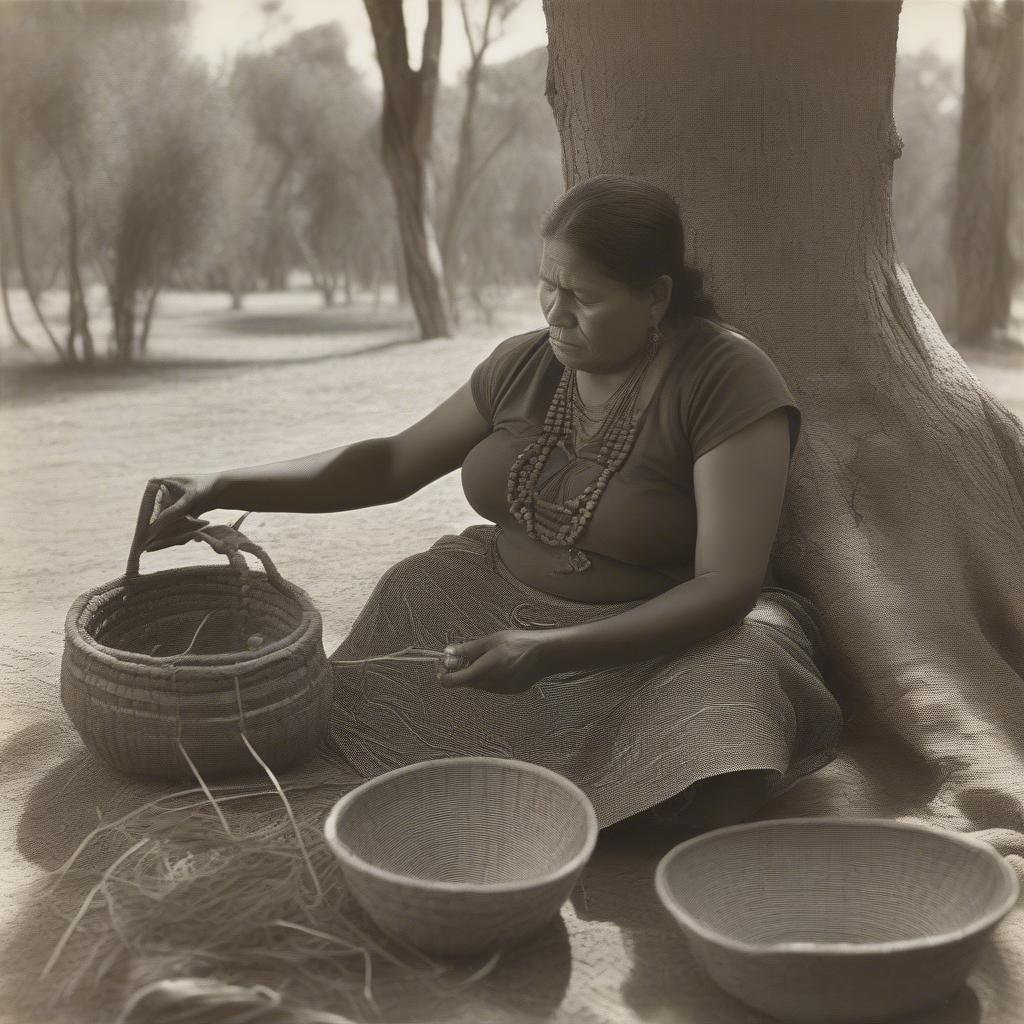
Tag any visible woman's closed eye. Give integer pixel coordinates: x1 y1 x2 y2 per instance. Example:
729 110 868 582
541 282 592 305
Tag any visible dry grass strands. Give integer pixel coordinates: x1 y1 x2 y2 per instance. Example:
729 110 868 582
32 718 505 1024
36 513 511 1021
116 976 360 1023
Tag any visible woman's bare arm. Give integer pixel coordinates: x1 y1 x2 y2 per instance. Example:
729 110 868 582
212 381 490 513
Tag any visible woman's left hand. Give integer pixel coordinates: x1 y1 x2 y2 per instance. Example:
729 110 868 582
437 630 553 694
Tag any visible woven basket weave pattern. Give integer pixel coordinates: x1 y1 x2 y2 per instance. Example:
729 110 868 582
325 758 598 958
61 497 332 781
656 818 1018 1023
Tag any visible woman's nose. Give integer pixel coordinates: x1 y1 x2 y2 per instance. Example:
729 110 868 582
545 295 575 327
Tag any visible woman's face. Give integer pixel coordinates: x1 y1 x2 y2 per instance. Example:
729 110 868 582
538 236 671 374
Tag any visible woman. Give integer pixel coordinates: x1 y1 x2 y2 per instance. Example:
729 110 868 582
134 175 843 834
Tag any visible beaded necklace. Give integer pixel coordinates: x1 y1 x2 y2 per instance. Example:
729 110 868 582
506 329 660 573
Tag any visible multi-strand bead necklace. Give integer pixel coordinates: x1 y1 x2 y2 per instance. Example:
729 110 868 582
506 328 660 573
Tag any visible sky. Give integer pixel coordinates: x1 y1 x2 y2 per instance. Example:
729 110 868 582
187 0 968 87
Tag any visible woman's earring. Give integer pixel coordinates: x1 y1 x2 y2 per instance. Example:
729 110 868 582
649 323 663 352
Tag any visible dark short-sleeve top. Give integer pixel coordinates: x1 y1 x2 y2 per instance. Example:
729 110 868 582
461 318 801 593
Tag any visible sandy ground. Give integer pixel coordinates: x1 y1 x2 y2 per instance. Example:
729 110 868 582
2 289 1023 1024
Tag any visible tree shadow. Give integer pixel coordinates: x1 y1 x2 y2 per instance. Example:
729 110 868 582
214 310 413 337
1 334 424 408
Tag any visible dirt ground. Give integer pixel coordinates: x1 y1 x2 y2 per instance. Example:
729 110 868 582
2 289 1023 1024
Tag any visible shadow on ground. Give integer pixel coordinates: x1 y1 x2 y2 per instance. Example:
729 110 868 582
0 710 986 1024
213 311 414 337
0 335 424 409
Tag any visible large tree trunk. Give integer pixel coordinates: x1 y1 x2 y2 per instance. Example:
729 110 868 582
543 0 1024 857
365 0 451 340
952 0 1024 350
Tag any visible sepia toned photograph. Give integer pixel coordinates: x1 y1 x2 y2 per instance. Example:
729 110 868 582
2 1 1023 1022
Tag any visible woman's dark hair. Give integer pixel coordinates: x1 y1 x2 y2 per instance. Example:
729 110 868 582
539 174 717 323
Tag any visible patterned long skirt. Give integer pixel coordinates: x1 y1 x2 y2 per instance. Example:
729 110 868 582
327 524 843 829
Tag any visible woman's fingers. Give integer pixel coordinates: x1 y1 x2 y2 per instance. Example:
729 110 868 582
438 636 508 688
149 485 191 530
439 651 495 689
143 515 210 551
140 480 199 545
441 637 489 672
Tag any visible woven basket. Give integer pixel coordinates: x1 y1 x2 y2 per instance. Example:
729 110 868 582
655 816 1020 1023
61 481 332 781
323 757 599 958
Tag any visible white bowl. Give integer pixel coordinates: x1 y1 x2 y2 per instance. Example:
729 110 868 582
324 756 598 957
655 816 1019 1023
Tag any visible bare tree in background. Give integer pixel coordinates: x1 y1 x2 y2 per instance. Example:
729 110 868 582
441 45 560 321
0 2 95 364
952 0 1024 350
230 24 375 304
440 0 524 326
91 26 220 362
205 109 274 311
364 0 450 340
0 0 214 366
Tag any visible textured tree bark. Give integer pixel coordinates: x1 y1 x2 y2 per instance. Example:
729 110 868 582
543 0 1024 846
952 0 1024 349
365 0 451 340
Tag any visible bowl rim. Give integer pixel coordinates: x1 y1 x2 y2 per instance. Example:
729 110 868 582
653 816 1021 957
323 756 599 894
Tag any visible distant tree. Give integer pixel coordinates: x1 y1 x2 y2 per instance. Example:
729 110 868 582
203 108 275 310
0 1 102 363
90 23 220 361
364 0 451 339
230 23 377 305
346 146 400 308
0 230 32 349
438 0 525 326
892 48 960 332
0 0 206 366
952 0 1024 349
446 46 562 318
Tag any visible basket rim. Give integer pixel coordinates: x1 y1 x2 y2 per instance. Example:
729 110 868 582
323 756 599 894
65 565 321 668
653 815 1021 958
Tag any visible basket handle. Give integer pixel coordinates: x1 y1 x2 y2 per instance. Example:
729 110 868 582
126 479 286 591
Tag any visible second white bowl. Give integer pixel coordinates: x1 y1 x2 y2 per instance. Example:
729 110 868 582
655 816 1019 1023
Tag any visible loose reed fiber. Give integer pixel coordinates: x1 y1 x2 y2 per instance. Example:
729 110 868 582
32 507 501 1023
27 701 505 1024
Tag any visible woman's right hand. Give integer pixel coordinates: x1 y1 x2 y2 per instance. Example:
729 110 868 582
133 473 223 555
